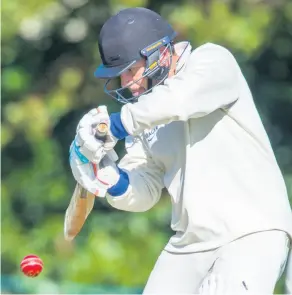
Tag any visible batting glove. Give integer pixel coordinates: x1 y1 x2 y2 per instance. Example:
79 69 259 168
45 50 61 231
69 142 129 197
75 106 118 164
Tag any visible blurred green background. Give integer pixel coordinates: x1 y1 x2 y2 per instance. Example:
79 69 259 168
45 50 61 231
1 0 292 293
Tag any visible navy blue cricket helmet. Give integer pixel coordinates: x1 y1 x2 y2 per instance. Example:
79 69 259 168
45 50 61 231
94 7 177 103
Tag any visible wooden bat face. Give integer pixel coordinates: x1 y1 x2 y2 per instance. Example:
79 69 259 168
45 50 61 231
64 183 96 241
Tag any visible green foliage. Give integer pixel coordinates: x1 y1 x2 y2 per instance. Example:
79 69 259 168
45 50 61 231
1 0 291 293
170 1 272 54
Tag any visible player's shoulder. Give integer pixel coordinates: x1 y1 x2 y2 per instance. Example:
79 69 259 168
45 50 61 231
192 42 234 55
190 42 237 63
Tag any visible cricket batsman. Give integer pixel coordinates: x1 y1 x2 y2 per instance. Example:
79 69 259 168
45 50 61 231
69 7 292 294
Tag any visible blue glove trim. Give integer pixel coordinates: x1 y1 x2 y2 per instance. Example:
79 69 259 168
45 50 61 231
73 140 89 163
107 168 130 197
110 112 129 140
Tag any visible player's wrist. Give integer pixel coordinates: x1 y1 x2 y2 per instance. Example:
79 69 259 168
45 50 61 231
107 168 130 197
109 112 129 140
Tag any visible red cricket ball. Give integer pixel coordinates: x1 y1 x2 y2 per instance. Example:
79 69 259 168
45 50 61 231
20 254 43 277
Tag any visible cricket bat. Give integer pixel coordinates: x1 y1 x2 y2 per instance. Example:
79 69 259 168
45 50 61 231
64 122 110 241
64 182 96 241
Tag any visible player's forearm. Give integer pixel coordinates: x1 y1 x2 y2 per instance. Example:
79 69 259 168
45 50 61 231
106 169 163 212
110 44 239 138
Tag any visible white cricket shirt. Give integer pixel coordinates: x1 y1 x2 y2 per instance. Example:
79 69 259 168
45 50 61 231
106 42 292 253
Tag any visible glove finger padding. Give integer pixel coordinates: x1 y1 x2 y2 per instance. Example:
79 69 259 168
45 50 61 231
78 137 106 164
75 107 115 163
70 143 120 197
76 108 109 133
103 134 117 151
76 106 118 156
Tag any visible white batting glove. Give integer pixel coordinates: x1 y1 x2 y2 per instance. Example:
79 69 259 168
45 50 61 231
69 141 120 197
75 106 118 164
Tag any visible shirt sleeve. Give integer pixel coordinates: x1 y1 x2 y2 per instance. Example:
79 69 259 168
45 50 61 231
106 135 165 212
120 43 240 136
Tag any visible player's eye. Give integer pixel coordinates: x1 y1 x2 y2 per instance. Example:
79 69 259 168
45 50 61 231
124 68 133 75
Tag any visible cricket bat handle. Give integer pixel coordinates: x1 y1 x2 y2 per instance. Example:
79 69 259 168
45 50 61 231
94 121 108 139
78 121 108 193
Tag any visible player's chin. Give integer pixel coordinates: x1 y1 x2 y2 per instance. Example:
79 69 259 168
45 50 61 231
131 88 146 97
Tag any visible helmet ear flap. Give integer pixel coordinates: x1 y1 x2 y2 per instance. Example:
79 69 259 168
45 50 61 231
141 36 173 81
144 45 172 81
145 50 166 80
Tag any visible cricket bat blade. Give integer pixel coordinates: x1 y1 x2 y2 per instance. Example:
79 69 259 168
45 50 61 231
64 183 95 241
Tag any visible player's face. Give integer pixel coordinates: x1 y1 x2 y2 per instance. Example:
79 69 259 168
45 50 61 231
120 59 147 97
119 48 175 98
